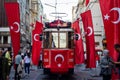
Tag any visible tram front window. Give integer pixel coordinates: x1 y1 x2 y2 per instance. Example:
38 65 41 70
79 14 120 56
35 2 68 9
59 33 66 48
52 33 58 48
44 31 73 49
52 32 67 48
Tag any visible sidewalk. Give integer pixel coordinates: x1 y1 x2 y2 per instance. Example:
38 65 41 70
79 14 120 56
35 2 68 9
9 66 42 80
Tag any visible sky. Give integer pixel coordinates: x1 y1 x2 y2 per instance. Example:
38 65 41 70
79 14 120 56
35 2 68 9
41 0 78 22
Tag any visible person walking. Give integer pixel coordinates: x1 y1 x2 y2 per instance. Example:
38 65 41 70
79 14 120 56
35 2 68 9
5 47 12 77
114 44 120 79
38 53 43 69
14 50 22 80
24 53 31 76
0 50 9 80
100 49 115 80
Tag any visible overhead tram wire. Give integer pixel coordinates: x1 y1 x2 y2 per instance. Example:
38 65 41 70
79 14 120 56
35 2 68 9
55 0 57 19
44 2 78 5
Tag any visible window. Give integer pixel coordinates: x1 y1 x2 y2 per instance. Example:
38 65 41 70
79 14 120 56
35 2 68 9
51 32 67 48
59 33 66 48
52 33 58 48
43 30 74 49
3 36 8 44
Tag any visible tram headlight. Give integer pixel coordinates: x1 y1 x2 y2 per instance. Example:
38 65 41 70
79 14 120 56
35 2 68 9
69 59 74 62
44 59 49 62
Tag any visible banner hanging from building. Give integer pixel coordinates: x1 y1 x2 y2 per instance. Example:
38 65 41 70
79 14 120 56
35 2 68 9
72 19 84 64
99 0 120 79
32 21 43 65
4 2 20 60
81 10 96 68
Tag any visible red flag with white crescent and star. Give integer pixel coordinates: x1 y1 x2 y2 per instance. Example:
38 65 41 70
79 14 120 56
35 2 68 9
72 19 85 64
81 10 96 68
4 2 20 60
99 0 120 79
32 21 43 65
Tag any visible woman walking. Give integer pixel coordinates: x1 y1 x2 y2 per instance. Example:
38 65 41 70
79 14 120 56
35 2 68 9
24 53 31 76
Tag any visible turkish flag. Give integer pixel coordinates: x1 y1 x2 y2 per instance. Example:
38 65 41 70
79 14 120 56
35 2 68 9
81 10 96 68
4 2 20 60
99 0 120 79
72 19 84 64
86 0 89 6
32 21 43 65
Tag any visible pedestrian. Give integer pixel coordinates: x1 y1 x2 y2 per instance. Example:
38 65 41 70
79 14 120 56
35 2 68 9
95 52 100 67
21 52 25 78
14 50 22 80
100 49 115 80
0 49 9 80
38 53 43 69
5 47 12 77
21 52 25 68
24 53 31 76
113 44 120 79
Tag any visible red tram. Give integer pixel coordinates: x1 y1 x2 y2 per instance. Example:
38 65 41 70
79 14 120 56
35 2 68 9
41 19 75 74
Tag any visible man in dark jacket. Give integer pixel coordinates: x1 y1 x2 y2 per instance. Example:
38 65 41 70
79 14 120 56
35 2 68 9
0 50 9 80
114 44 120 79
100 49 114 80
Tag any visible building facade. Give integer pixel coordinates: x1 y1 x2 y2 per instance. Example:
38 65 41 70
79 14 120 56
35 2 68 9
0 0 18 48
72 0 105 50
0 0 43 49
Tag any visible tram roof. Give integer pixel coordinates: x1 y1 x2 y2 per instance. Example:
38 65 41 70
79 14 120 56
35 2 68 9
43 28 74 32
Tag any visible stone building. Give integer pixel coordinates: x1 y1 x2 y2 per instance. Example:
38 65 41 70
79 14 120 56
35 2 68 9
0 0 43 49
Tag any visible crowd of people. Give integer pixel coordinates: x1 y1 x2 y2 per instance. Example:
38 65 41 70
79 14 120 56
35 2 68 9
1 44 120 80
0 47 40 80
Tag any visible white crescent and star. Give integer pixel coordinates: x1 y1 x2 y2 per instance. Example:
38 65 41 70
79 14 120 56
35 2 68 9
104 14 110 20
10 22 20 33
34 34 39 41
55 54 64 63
87 27 93 36
110 8 120 24
104 7 120 24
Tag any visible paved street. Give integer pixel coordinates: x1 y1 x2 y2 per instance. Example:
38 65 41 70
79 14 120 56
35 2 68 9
9 66 41 80
9 64 102 80
36 64 102 80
